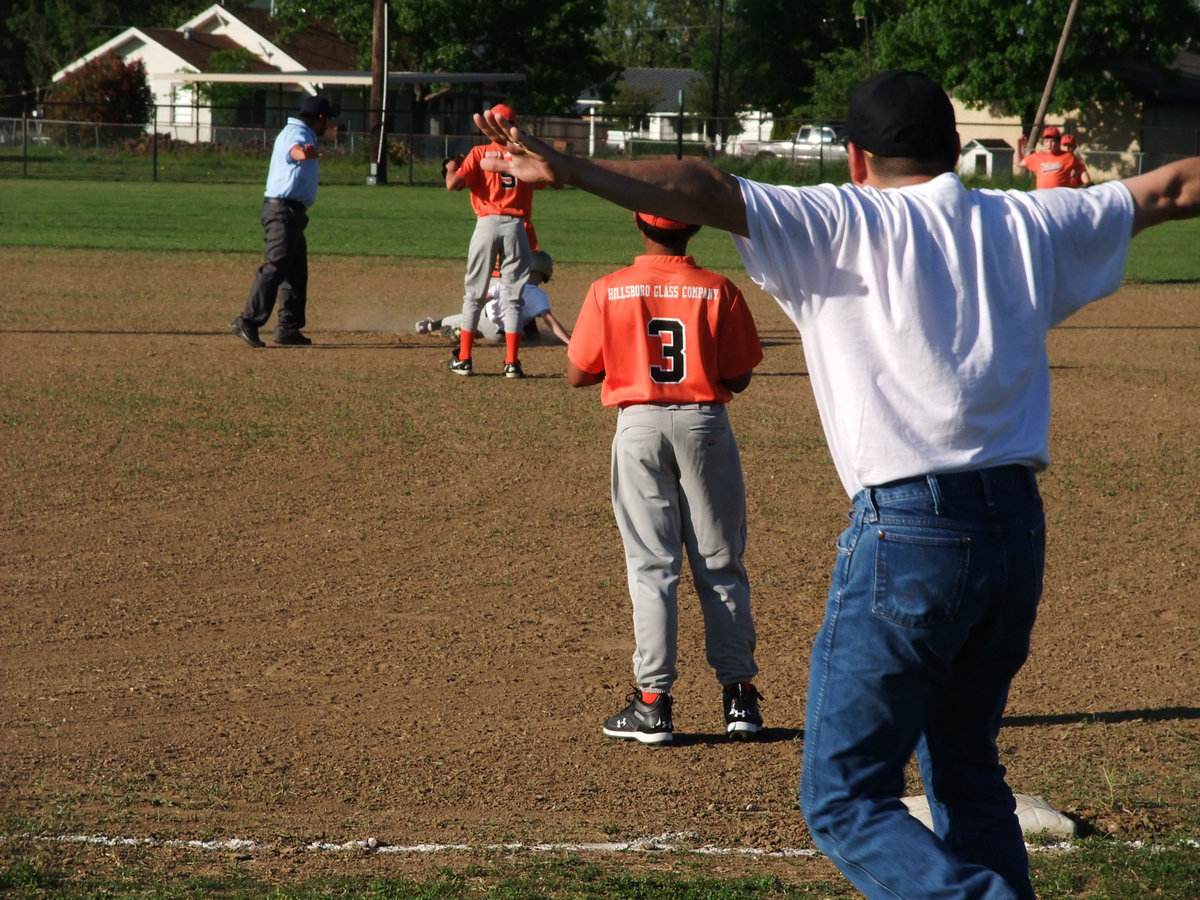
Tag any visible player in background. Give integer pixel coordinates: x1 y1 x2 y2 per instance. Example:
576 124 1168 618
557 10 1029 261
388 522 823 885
444 102 533 378
472 70 1200 898
1017 124 1090 189
231 94 332 347
415 249 572 345
569 212 764 745
1060 134 1093 187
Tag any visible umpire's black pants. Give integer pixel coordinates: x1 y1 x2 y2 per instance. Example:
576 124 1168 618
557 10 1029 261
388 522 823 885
242 197 309 330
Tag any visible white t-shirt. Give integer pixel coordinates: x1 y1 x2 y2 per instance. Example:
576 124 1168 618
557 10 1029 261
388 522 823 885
733 173 1135 497
483 279 550 329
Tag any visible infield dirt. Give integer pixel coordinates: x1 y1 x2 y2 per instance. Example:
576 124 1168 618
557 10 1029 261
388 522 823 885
1 247 1198 886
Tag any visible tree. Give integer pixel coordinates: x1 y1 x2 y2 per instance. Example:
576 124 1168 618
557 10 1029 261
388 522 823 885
45 51 153 141
272 0 613 118
874 0 1200 125
194 47 256 125
5 0 211 90
599 82 661 131
596 0 714 70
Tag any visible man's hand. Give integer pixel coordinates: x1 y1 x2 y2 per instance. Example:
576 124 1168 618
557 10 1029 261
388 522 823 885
441 154 464 179
473 110 566 186
290 143 319 162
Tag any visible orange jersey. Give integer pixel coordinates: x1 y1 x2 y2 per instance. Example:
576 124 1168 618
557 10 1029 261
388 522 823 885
569 254 763 408
457 142 534 218
1020 150 1083 189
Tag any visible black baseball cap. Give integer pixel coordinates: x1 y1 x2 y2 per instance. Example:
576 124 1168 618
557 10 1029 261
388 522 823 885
300 95 333 118
846 69 956 159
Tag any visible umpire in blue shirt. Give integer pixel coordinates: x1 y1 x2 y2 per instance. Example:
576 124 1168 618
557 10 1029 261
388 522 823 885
230 94 332 347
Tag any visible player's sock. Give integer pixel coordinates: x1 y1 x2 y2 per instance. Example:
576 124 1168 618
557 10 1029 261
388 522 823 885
505 331 521 365
459 330 475 361
641 690 662 704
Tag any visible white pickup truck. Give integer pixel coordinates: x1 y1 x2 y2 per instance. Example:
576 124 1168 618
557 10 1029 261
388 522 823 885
730 125 848 163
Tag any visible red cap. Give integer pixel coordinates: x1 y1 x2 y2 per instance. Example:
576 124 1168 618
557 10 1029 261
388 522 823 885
1041 125 1061 139
491 103 516 125
1061 133 1075 146
635 212 690 230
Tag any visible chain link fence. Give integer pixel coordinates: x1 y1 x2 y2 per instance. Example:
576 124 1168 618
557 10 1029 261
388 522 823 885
2 112 1197 184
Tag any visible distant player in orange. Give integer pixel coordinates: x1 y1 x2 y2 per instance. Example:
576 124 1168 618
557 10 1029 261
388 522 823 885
1017 125 1089 189
569 212 765 744
444 102 533 378
1060 134 1093 188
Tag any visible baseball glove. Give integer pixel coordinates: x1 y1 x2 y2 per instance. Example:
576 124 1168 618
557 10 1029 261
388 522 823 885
441 154 465 178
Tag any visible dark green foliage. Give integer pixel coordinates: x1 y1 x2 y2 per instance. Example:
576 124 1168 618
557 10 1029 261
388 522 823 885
45 52 153 142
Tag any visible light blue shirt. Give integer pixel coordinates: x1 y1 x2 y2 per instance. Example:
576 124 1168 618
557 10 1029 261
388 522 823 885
263 116 319 208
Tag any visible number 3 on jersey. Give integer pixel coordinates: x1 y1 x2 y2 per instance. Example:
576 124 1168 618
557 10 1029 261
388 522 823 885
648 318 685 383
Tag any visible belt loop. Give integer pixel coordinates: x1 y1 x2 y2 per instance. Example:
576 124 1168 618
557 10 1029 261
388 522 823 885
979 469 996 507
863 488 879 522
925 475 943 515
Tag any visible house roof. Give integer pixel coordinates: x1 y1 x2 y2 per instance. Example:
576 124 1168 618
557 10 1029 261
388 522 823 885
580 67 706 113
54 2 358 81
137 27 278 73
1110 50 1200 103
961 138 1013 151
204 4 359 71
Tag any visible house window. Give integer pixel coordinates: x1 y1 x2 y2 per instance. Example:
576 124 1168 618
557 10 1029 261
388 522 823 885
173 86 194 125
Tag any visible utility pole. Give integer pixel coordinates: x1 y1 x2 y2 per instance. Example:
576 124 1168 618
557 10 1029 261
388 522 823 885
1028 0 1080 145
368 0 388 185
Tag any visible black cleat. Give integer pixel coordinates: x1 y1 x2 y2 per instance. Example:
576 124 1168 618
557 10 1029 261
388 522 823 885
274 327 312 345
603 690 674 744
723 683 764 740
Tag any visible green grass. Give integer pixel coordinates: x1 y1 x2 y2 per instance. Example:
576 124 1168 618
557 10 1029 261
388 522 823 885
0 856 851 899
0 178 744 267
1 174 1195 280
2 840 1198 898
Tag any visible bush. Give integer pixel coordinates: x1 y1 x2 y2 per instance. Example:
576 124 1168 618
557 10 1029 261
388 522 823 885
45 52 153 144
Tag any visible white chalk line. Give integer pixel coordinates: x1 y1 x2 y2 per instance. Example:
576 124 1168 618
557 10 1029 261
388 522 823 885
5 830 1199 859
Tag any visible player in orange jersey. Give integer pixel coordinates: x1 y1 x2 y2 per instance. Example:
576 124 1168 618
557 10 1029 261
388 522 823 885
444 103 533 378
1017 125 1089 189
569 212 765 744
1060 134 1092 188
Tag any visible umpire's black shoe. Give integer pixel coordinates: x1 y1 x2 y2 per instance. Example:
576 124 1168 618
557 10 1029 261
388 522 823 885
274 327 312 345
723 683 764 740
229 317 265 348
603 690 673 744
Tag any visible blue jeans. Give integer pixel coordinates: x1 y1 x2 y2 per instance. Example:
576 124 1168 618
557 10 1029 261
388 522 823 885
801 465 1043 900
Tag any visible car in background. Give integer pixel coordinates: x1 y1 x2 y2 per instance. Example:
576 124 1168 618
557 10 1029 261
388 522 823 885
792 125 848 162
728 124 848 164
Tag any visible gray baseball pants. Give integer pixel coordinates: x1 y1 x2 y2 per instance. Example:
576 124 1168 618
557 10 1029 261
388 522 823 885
610 403 758 693
460 214 530 334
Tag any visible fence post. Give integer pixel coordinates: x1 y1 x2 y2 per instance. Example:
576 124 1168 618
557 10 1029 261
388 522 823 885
22 112 28 178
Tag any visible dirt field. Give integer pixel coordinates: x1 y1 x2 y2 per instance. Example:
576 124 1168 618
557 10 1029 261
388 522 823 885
1 247 1198 886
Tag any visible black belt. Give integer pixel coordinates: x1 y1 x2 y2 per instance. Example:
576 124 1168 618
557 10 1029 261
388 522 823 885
265 197 306 211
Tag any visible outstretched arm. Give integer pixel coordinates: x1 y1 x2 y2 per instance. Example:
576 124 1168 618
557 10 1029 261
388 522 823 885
1123 157 1200 236
540 311 572 344
473 111 749 237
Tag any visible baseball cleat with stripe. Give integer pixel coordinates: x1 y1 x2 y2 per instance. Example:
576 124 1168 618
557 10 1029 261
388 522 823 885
603 690 673 744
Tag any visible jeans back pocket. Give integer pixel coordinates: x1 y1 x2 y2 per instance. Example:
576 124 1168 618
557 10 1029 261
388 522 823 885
871 527 970 628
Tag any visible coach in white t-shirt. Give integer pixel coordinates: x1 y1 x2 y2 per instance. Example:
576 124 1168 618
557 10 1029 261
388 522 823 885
470 69 1200 900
